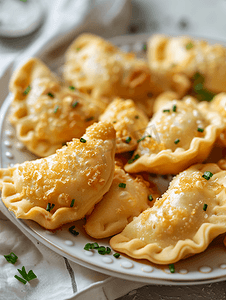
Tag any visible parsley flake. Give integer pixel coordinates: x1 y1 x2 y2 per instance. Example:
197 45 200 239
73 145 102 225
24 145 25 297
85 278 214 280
125 137 131 144
84 242 99 251
137 135 151 143
202 171 213 180
197 127 204 132
69 225 79 236
113 253 120 258
14 275 27 284
172 105 177 112
118 183 126 188
47 92 54 98
192 72 215 102
169 264 175 273
163 109 170 113
148 195 153 201
203 204 208 211
4 252 18 264
128 154 140 164
76 47 81 51
46 203 55 212
16 266 37 284
54 105 59 113
69 86 76 91
174 138 180 144
135 115 139 119
98 246 111 255
70 199 75 207
143 44 147 51
186 42 194 50
85 116 94 122
80 138 86 143
23 85 31 95
72 101 78 108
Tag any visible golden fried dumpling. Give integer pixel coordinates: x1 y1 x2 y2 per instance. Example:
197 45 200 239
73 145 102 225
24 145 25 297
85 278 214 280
0 122 116 230
153 91 179 114
124 97 223 174
9 57 102 157
210 93 226 146
99 98 149 153
148 34 226 98
63 34 155 103
110 163 226 264
84 162 159 239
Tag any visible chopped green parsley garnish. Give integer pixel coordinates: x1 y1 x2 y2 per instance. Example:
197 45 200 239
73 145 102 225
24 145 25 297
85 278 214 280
85 116 94 122
76 47 81 51
47 92 54 98
84 242 99 251
169 264 175 273
137 135 151 143
69 86 76 90
135 115 139 119
72 101 78 108
202 171 213 180
125 137 131 144
14 275 27 284
98 246 111 255
163 109 170 113
148 195 153 201
69 225 79 236
54 105 59 113
197 127 204 132
4 252 18 264
113 253 120 258
143 44 147 51
172 105 177 112
118 183 126 188
15 266 37 284
186 42 194 50
84 243 111 255
62 142 67 146
80 138 86 143
128 154 140 164
46 203 55 212
174 139 180 144
192 72 215 102
113 120 117 123
23 85 31 95
203 204 208 211
70 199 75 207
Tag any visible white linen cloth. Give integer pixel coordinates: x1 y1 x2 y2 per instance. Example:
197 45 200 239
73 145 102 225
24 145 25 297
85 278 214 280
0 1 147 299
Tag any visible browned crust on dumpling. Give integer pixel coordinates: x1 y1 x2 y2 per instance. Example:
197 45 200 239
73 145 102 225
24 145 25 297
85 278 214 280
0 122 116 230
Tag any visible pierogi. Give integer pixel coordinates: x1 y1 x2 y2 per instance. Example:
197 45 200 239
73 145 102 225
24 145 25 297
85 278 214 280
110 163 226 264
0 122 116 229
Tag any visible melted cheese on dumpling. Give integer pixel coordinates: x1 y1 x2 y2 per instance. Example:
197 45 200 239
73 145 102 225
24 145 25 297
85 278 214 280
99 98 149 153
110 163 226 264
0 122 116 230
125 98 223 174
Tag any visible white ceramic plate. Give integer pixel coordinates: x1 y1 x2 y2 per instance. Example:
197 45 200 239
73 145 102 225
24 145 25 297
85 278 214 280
2 33 226 285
